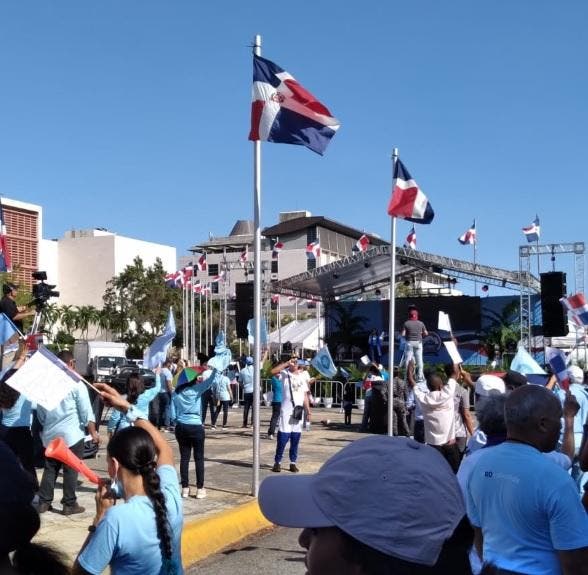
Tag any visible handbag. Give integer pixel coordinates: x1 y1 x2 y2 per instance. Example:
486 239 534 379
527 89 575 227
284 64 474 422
288 375 304 421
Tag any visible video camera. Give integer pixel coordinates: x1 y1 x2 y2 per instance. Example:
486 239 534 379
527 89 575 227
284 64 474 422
31 271 59 311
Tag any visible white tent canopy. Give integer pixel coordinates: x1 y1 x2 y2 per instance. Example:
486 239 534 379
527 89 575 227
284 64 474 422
268 319 323 352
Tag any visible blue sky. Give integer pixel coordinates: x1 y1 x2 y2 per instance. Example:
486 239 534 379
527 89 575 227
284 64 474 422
0 2 586 295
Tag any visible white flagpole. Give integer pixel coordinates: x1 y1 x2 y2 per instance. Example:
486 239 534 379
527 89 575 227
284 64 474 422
252 33 262 497
205 287 209 353
387 148 399 437
473 218 477 296
183 285 188 360
190 276 195 363
198 291 202 354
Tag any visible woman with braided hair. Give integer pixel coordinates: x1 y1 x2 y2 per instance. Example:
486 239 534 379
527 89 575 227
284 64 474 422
74 382 183 575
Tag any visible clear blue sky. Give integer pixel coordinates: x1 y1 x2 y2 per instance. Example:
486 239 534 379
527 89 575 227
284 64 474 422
1 2 586 294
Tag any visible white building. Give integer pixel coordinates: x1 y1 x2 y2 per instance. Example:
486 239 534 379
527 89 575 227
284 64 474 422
40 229 176 308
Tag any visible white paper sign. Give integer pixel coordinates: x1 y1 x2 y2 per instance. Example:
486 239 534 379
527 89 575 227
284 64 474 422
438 311 452 333
6 351 77 411
444 341 463 365
360 355 371 366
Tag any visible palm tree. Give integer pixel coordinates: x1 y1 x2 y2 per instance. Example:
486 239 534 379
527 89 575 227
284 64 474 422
74 305 100 340
60 305 77 336
41 303 61 336
481 300 520 362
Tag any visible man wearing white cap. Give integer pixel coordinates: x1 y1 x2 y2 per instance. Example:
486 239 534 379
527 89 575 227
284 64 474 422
259 436 474 573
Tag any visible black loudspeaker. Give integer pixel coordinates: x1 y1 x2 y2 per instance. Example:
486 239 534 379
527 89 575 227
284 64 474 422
540 272 568 337
235 282 254 339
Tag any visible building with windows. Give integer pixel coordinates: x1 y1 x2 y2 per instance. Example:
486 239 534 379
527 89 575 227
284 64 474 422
189 211 387 302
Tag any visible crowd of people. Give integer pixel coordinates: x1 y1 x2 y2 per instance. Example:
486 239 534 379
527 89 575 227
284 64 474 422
4 302 588 574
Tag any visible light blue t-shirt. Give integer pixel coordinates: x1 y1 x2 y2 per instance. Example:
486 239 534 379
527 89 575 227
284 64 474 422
466 442 588 575
238 365 254 393
36 380 94 447
213 375 231 402
556 383 588 447
108 375 161 434
1 393 32 427
170 370 219 426
78 465 183 575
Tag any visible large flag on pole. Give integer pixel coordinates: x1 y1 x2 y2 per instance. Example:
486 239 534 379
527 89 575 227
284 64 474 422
248 54 340 156
353 234 370 253
0 198 12 273
387 159 434 224
522 216 540 243
306 240 321 259
144 308 176 369
458 221 477 245
6 347 81 410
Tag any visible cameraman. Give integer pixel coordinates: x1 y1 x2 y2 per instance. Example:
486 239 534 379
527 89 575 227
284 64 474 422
0 283 34 332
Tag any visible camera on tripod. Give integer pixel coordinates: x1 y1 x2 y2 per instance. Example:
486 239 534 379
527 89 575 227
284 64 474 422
31 271 59 311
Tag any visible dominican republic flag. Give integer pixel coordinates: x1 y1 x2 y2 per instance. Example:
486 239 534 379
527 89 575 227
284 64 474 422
387 159 434 224
248 54 340 156
560 293 588 327
272 241 284 260
353 234 370 253
165 271 184 288
0 199 12 273
522 216 540 243
405 227 417 249
182 265 194 284
239 248 248 267
458 221 476 245
196 254 207 272
545 346 571 390
271 294 280 304
210 272 225 284
306 240 321 259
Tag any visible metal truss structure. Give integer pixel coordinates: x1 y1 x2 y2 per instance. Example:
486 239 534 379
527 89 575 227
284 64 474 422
519 242 585 349
273 245 540 302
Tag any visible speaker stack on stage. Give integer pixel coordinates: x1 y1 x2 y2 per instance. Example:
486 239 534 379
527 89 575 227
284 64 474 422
235 282 254 339
540 272 568 337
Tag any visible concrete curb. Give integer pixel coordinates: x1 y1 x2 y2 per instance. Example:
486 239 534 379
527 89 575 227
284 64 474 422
181 499 272 568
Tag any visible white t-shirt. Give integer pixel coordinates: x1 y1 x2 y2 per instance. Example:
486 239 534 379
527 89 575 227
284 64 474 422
278 370 309 433
413 378 457 445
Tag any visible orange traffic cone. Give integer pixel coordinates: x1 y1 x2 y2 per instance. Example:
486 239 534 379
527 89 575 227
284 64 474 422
45 437 100 485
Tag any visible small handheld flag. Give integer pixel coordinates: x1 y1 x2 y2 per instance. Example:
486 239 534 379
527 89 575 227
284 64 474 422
545 346 570 390
522 216 540 243
405 226 417 249
458 221 476 245
560 293 588 327
306 240 321 260
249 54 340 156
387 159 434 224
144 308 176 369
311 346 337 378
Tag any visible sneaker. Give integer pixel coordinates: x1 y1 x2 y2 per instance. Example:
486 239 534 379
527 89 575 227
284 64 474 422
211 425 217 430
289 463 300 473
35 502 53 514
267 434 274 440
62 503 86 516
181 487 190 499
195 488 207 500
272 462 281 473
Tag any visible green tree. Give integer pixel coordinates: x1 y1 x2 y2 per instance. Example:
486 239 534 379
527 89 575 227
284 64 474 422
101 257 182 353
481 300 520 361
60 305 77 335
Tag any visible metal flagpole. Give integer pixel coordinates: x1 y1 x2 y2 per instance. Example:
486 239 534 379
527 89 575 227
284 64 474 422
278 297 282 356
252 33 262 497
387 148 399 437
183 285 188 360
205 287 209 353
198 291 202 354
473 218 477 296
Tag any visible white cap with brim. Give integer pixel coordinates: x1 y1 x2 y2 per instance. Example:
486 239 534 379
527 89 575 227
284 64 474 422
568 365 584 385
475 374 506 397
258 436 465 567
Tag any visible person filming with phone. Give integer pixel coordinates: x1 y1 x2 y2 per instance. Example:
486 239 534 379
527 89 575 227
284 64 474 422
270 355 310 473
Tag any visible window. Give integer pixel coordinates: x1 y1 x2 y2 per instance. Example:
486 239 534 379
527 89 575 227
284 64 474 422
271 260 278 274
208 263 219 276
211 282 219 294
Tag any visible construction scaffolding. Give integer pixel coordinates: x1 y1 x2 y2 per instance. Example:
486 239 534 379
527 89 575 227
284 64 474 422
519 242 585 349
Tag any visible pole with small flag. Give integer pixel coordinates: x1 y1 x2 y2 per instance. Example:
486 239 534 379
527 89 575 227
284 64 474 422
458 220 477 295
387 150 435 436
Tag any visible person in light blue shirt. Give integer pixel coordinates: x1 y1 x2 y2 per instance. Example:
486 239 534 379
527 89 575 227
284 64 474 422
75 383 183 575
211 372 232 429
267 373 283 439
238 357 255 428
466 385 588 575
36 350 99 515
108 372 160 436
0 363 38 489
555 365 588 495
170 368 221 499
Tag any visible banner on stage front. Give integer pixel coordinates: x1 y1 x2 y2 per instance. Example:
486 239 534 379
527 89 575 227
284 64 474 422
6 347 80 411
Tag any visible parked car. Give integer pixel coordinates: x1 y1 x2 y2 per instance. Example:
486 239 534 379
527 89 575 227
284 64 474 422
110 367 157 395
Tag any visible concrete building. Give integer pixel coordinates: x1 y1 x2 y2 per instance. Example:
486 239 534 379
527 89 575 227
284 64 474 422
189 211 387 303
44 229 177 308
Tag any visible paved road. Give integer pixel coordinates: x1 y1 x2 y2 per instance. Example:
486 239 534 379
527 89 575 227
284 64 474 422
189 527 306 575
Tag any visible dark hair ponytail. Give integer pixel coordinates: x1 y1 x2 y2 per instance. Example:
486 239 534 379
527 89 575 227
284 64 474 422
107 427 177 574
0 369 20 409
126 374 145 405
